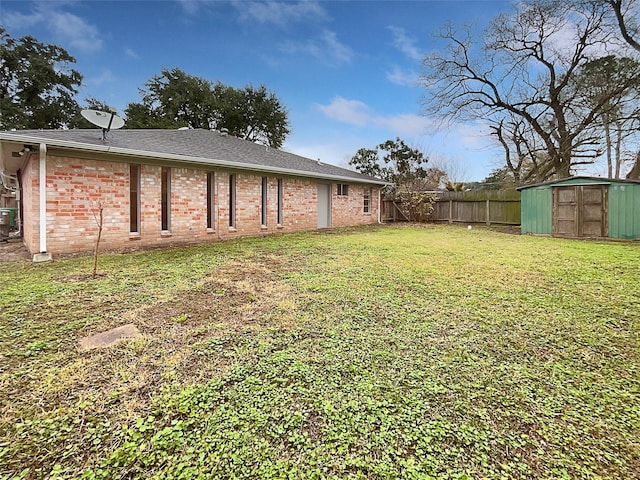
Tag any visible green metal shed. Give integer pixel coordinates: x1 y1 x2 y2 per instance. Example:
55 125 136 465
518 176 640 240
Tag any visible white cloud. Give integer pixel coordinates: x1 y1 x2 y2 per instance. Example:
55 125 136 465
284 138 357 169
176 0 204 15
3 2 103 53
2 10 43 29
232 0 328 26
382 113 434 136
124 47 139 59
84 69 115 88
386 65 419 87
387 26 423 62
317 97 371 126
280 30 352 65
320 31 353 65
50 11 103 53
317 96 434 136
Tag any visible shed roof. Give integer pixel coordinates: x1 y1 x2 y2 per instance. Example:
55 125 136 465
516 176 640 191
0 128 388 185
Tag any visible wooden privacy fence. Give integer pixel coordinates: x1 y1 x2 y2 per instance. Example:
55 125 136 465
382 190 521 225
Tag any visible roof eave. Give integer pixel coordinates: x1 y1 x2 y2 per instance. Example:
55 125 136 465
0 132 389 186
517 175 640 190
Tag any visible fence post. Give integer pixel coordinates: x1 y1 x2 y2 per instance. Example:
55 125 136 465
449 200 453 224
486 199 491 226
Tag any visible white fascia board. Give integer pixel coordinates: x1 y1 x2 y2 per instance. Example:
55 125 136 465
0 133 111 153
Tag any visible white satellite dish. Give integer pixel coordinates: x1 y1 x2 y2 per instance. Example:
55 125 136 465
81 109 125 139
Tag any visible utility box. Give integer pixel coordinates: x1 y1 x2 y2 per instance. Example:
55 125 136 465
0 209 9 238
0 208 17 227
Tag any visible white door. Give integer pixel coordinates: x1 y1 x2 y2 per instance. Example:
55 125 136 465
317 183 331 228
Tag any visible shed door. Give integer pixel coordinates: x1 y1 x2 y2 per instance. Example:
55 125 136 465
552 185 607 237
317 183 331 228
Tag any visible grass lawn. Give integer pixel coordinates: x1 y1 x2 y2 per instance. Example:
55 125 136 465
1 224 639 479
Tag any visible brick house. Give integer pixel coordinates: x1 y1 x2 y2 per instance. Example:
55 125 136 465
0 129 386 259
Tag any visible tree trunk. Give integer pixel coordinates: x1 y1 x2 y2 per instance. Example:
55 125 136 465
92 203 104 279
614 120 623 179
604 121 613 178
627 151 640 180
556 154 572 179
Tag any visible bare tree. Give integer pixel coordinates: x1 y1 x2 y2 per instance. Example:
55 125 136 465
603 0 640 51
90 200 104 279
422 0 638 181
490 116 546 185
562 55 640 178
594 0 640 177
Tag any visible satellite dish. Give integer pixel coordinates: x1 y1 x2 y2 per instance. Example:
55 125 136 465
81 109 125 139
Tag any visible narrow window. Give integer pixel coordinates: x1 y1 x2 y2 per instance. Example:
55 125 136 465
261 177 268 226
337 183 349 196
277 178 283 225
161 167 170 231
364 187 371 213
130 164 140 233
207 172 215 229
229 174 236 228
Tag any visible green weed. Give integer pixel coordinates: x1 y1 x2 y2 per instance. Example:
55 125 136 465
1 225 638 479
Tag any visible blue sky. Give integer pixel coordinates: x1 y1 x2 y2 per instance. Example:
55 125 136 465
2 0 513 181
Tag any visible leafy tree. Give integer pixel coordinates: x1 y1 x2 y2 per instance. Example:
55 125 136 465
348 148 383 178
422 0 639 181
125 68 216 129
480 167 517 190
349 139 440 220
0 27 82 129
350 138 429 188
216 84 290 148
124 68 290 147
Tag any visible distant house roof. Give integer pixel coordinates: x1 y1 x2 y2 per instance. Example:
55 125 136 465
516 176 640 190
0 128 388 185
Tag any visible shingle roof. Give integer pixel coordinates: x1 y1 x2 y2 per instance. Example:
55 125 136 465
516 175 640 190
0 128 387 185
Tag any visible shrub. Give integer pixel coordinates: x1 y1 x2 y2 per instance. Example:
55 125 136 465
395 190 438 222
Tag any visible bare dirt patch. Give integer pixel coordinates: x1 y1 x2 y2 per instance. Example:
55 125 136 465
0 239 30 262
79 324 142 350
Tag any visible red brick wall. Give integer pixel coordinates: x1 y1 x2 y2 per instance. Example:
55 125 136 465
332 184 378 228
21 154 380 255
44 156 130 254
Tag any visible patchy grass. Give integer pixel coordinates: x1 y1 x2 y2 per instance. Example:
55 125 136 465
1 225 638 479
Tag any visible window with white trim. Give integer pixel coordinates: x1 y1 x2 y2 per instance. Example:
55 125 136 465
363 187 371 213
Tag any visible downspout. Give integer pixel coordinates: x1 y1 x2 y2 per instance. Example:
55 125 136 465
39 143 47 254
378 187 383 224
16 169 22 237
